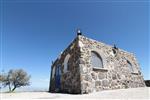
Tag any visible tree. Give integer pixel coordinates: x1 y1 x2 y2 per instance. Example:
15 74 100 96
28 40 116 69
0 74 6 89
0 69 31 92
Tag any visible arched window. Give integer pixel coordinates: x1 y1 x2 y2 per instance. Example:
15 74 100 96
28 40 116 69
64 54 70 73
91 51 103 68
52 66 55 78
127 60 134 72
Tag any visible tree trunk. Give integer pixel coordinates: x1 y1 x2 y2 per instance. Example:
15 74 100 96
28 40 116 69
8 83 11 92
11 86 16 92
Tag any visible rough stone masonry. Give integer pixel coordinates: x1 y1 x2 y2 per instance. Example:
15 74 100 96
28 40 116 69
49 32 145 94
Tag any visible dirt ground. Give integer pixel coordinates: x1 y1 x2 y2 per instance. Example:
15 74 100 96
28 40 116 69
1 87 150 100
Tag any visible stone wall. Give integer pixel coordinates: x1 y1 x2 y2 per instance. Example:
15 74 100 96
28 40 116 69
78 35 145 93
50 37 81 94
49 35 145 94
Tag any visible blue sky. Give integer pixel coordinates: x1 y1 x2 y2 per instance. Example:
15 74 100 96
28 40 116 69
0 0 149 90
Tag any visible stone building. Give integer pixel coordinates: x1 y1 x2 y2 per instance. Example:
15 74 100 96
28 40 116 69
49 31 145 94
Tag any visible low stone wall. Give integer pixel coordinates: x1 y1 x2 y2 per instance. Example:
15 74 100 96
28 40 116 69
145 80 150 87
